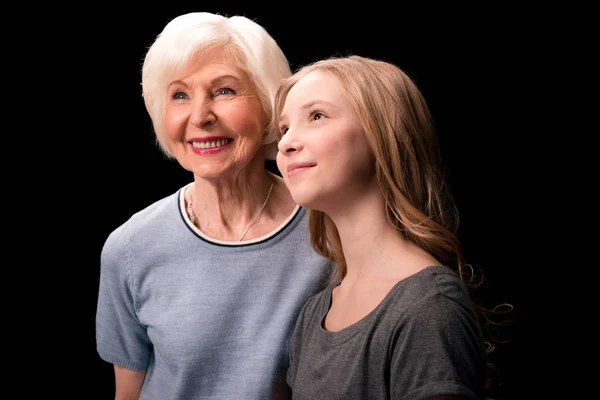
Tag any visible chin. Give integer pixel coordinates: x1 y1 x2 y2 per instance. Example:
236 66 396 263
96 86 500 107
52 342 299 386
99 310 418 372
291 192 329 213
289 190 314 209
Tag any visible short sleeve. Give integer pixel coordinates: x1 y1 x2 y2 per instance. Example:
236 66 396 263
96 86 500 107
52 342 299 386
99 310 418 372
390 294 485 400
95 223 151 371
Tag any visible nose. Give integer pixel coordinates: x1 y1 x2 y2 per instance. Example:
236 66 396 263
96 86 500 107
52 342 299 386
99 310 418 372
189 97 217 128
277 128 303 156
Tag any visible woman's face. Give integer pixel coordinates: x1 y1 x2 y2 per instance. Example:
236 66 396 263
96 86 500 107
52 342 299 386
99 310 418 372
164 47 265 179
276 70 376 212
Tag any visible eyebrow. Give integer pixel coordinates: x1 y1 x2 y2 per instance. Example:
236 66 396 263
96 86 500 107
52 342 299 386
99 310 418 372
300 99 338 110
210 74 242 85
279 99 338 123
168 74 241 88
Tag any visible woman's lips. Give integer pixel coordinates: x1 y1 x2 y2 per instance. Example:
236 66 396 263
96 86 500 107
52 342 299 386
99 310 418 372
188 137 232 155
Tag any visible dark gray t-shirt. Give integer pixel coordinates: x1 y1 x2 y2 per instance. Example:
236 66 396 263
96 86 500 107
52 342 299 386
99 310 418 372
287 265 486 400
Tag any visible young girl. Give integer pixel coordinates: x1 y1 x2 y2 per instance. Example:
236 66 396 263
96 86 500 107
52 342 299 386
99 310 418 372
275 55 491 399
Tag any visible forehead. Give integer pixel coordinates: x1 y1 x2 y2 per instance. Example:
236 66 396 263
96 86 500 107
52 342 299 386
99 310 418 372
174 46 247 82
289 70 343 97
284 70 347 110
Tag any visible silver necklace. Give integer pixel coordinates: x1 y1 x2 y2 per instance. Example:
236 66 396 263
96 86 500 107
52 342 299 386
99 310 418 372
186 182 275 242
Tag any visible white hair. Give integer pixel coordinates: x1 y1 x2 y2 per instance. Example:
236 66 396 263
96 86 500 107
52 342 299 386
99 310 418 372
141 12 291 159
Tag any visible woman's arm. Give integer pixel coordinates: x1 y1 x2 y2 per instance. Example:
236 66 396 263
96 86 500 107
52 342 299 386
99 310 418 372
114 365 146 400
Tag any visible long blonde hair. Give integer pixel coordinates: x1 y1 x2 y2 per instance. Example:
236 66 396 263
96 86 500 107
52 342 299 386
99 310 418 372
274 55 466 283
274 55 514 398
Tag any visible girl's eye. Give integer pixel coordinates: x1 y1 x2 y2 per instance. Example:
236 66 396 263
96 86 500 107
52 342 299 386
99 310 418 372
310 110 324 121
279 126 289 136
217 88 235 96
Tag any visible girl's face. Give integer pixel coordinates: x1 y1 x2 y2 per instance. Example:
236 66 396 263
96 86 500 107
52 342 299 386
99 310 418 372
277 71 376 212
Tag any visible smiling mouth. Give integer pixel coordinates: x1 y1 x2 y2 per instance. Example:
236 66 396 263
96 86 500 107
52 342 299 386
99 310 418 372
190 138 232 149
287 164 316 178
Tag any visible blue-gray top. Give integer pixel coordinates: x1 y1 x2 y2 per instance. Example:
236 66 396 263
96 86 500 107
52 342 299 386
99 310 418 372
96 184 334 399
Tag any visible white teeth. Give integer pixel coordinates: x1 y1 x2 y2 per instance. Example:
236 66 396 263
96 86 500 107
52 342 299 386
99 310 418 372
192 139 228 149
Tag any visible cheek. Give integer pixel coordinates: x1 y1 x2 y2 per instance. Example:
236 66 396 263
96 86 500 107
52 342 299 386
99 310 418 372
276 152 286 176
226 102 264 138
344 146 376 182
164 107 188 140
332 130 374 177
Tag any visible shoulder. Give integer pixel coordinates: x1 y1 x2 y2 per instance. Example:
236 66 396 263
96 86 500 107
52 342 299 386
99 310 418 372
101 188 183 262
126 189 183 232
297 281 336 323
306 283 334 309
106 189 182 240
385 267 485 360
385 266 478 329
409 266 473 309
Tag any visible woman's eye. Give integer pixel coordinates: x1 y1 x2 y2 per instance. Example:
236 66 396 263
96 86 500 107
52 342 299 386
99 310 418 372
172 91 187 100
217 88 235 95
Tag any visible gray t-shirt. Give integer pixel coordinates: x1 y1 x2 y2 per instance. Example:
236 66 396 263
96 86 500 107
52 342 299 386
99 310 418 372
287 265 486 399
96 184 335 399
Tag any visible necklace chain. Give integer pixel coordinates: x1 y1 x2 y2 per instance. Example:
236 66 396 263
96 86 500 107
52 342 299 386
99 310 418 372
186 182 275 242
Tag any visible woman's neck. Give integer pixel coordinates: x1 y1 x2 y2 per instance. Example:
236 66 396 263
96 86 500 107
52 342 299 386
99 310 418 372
186 165 280 241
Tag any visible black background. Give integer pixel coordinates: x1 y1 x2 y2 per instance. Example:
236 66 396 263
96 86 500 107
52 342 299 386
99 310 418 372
46 4 579 399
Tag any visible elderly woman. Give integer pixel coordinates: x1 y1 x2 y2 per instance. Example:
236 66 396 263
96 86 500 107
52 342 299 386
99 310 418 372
95 12 334 399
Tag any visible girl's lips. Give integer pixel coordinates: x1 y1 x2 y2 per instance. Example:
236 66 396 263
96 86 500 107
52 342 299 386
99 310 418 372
287 162 316 178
